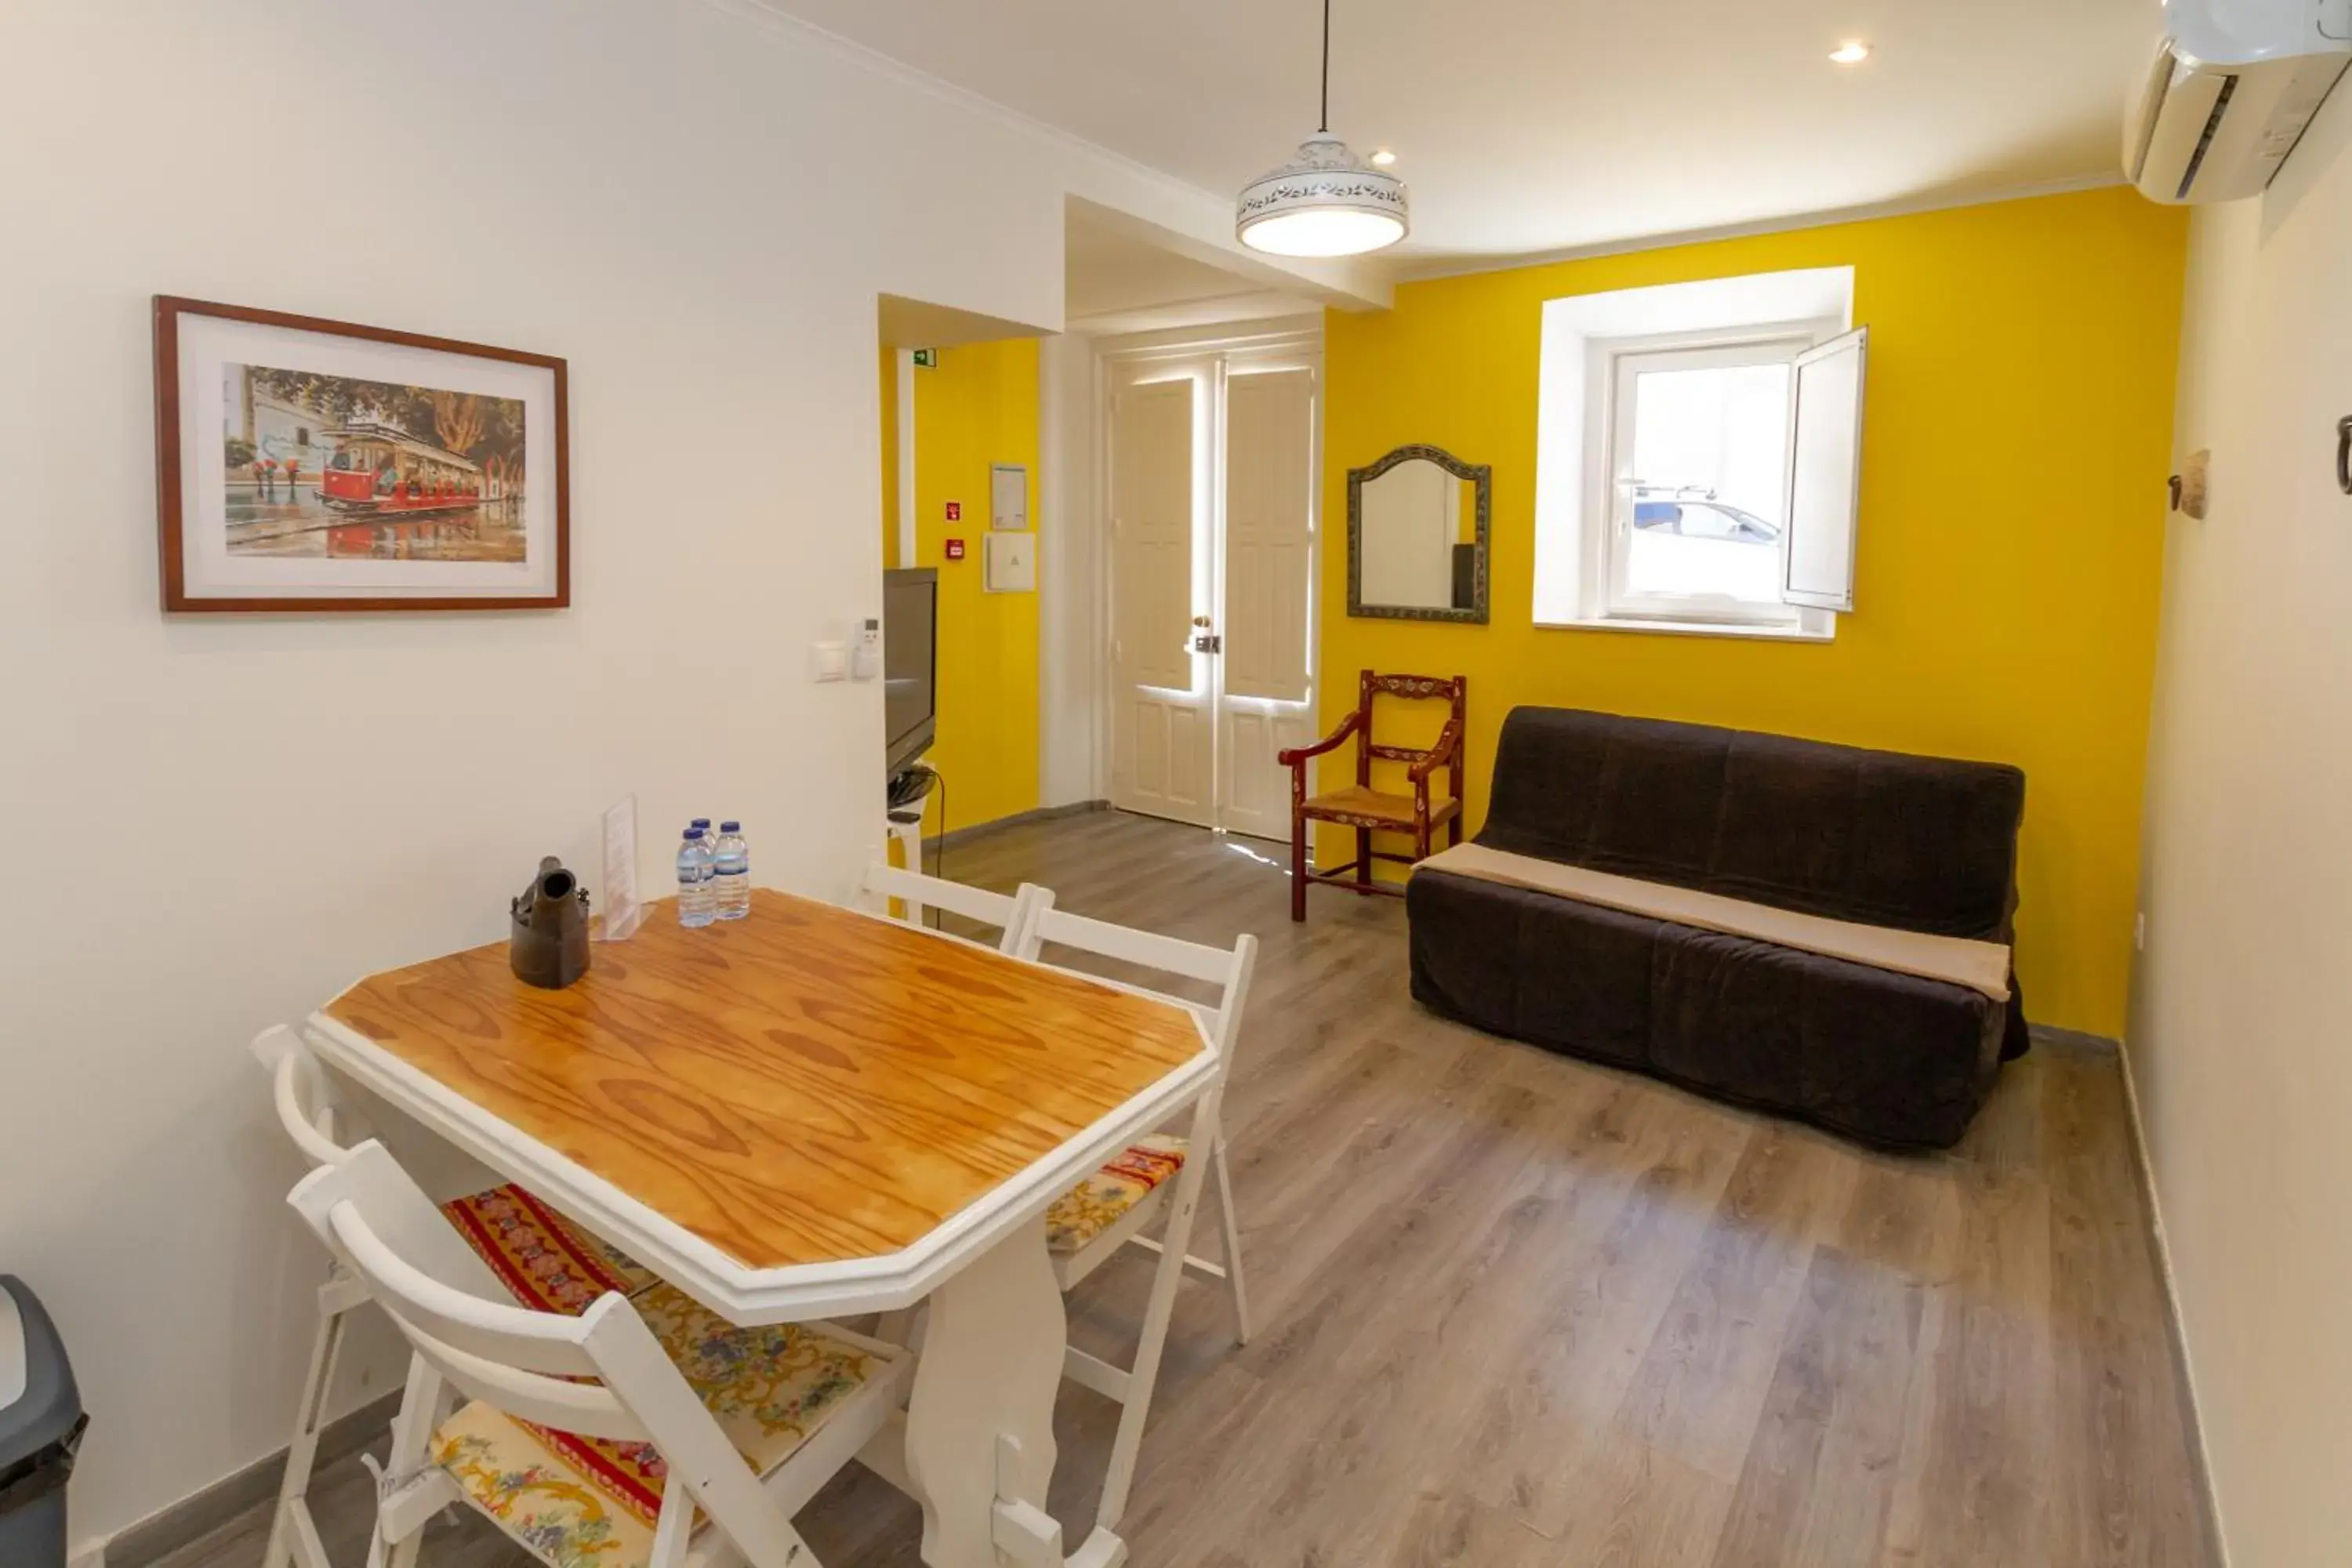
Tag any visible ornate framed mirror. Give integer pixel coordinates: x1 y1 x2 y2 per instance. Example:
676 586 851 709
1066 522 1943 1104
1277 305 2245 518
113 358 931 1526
1347 445 1491 624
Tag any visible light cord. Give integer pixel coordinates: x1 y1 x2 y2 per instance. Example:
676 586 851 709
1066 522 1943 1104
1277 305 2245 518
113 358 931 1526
1319 0 1332 132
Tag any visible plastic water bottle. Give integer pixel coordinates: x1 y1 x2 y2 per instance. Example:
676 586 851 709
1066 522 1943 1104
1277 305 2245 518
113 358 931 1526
712 822 750 921
676 827 716 928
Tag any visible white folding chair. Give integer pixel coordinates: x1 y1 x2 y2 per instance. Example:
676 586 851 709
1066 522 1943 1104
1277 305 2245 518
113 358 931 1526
251 1026 661 1568
252 1026 377 1568
288 1140 913 1568
1014 897 1258 1530
855 859 1045 954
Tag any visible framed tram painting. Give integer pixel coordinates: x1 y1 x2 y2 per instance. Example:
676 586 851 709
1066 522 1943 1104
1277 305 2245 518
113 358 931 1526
152 296 569 612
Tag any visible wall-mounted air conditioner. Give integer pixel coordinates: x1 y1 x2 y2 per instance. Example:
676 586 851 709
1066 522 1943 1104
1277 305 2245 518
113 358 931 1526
2126 0 2352 203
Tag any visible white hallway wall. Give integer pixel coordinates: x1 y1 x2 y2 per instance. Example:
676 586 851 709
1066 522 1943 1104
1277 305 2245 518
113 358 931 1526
0 0 1338 1544
1038 331 1105 806
2134 75 2352 1568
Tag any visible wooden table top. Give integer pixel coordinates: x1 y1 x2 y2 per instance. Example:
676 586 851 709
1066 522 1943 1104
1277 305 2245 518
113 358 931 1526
321 889 1209 1272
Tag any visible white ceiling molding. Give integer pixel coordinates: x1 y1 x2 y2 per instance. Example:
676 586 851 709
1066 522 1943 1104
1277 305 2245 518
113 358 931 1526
1067 294 1325 338
1086 315 1329 358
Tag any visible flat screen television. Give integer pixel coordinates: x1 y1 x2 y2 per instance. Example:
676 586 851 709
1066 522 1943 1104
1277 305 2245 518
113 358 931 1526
882 568 938 775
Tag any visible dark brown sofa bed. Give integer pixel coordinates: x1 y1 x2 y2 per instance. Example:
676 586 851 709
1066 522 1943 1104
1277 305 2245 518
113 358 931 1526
1406 708 2030 1150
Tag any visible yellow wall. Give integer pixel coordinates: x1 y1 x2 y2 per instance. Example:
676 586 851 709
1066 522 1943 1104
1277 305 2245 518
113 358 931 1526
911 338 1041 833
1323 187 2187 1036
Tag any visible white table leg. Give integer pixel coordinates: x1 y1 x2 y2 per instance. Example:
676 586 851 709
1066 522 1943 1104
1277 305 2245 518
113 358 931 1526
902 1216 1084 1568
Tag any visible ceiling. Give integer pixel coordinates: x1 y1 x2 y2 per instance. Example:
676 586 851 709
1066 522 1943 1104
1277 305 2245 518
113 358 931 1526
1064 204 1319 332
766 0 2160 268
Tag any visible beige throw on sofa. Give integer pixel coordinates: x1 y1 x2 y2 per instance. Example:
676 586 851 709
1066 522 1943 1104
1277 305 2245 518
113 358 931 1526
1414 842 2012 1003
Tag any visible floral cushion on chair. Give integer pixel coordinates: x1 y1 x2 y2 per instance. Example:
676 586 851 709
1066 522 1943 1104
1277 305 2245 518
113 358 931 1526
441 1184 659 1316
428 1294 880 1568
1044 1134 1189 1254
629 1284 876 1471
432 1405 655 1568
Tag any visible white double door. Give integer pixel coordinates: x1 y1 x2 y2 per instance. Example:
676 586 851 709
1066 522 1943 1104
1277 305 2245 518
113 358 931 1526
1107 336 1319 841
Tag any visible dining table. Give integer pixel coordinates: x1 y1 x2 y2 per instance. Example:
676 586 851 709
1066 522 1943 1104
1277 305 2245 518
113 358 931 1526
302 886 1220 1568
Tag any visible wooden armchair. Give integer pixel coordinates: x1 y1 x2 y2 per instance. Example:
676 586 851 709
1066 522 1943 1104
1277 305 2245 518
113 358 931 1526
1277 670 1468 921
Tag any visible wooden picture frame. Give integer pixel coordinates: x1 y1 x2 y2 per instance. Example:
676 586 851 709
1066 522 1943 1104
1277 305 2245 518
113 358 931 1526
154 296 569 612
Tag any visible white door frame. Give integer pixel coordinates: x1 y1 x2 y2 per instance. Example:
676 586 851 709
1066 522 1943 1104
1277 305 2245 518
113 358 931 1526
1094 321 1323 837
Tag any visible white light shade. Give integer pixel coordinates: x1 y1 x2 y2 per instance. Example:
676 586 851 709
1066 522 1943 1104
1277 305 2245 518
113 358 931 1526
1241 206 1406 257
1237 136 1409 257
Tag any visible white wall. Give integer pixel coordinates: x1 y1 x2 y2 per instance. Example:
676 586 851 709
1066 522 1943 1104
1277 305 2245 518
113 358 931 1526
0 0 1320 1545
2133 78 2352 1568
1038 332 1106 805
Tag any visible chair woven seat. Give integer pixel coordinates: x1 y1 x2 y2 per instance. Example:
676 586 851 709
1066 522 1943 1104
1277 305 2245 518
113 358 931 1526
1300 786 1463 829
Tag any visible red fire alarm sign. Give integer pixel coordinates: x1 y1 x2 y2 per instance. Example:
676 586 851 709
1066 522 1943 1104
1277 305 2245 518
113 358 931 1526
945 501 963 522
944 538 967 561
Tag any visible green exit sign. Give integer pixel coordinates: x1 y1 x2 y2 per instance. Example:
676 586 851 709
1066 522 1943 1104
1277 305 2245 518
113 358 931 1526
912 348 938 368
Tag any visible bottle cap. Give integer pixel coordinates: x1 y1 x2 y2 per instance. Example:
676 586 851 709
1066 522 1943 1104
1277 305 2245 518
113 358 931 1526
720 821 741 833
684 827 706 840
691 817 712 829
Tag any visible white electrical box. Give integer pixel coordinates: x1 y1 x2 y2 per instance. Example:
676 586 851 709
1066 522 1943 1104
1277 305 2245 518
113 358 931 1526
984 532 1036 593
991 463 1029 531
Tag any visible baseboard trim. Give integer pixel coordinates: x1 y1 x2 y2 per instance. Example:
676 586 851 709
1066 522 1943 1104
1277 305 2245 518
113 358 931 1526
106 1390 401 1568
2116 1039 2234 1568
928 799 1109 852
2024 1021 2118 1054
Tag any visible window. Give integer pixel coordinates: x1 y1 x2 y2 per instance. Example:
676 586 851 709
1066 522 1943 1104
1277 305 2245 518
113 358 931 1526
1534 269 1867 639
1605 334 1808 627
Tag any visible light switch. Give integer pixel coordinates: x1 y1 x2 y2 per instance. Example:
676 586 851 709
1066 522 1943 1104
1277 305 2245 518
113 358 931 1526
985 532 1036 593
811 641 849 682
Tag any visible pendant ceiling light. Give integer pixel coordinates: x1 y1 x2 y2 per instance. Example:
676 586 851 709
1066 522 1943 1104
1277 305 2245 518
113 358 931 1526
1236 0 1408 258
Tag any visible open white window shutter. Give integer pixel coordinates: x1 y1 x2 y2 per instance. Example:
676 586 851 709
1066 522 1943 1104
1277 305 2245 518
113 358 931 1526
1781 326 1868 612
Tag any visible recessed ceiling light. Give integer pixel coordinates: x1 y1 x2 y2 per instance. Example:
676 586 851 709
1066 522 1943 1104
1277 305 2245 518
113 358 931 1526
1370 150 1397 166
1829 40 1871 64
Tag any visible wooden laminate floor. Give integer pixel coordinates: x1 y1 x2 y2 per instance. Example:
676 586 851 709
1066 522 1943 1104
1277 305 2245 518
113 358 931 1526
162 810 2215 1568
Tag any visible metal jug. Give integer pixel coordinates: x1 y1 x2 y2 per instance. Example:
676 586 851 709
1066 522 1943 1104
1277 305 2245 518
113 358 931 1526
510 856 592 989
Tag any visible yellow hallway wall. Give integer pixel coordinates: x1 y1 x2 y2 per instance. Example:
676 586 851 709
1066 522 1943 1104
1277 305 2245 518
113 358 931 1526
913 339 1041 833
1322 187 2187 1037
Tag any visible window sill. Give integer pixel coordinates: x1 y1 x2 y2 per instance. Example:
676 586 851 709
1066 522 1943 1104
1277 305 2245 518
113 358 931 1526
1534 613 1835 644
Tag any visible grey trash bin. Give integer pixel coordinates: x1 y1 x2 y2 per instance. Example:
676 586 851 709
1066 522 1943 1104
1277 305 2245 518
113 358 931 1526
0 1277 86 1568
